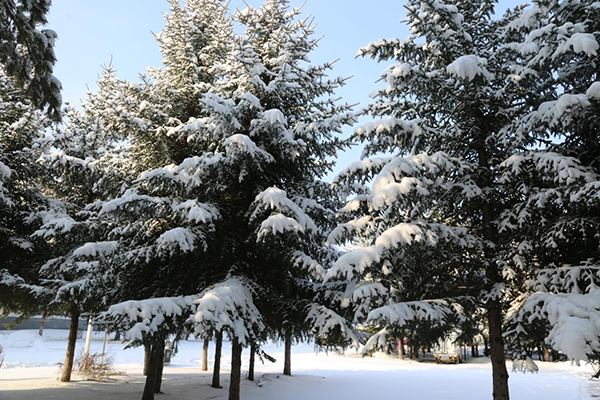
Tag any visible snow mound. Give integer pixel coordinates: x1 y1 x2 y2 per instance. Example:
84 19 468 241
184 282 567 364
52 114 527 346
3 330 44 348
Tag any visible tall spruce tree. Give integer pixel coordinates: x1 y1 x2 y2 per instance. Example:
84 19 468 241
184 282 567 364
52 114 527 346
227 0 354 376
499 0 600 369
85 1 352 399
0 73 52 315
326 1 539 398
31 97 131 382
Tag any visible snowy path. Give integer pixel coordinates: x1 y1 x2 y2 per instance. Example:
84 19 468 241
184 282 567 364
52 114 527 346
1 330 599 399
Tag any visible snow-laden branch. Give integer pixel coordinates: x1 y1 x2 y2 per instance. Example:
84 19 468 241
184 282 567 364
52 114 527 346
510 289 600 363
98 295 196 346
190 277 265 345
305 304 359 347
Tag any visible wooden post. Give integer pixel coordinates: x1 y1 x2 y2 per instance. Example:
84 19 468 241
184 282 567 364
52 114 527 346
101 330 108 364
83 317 93 358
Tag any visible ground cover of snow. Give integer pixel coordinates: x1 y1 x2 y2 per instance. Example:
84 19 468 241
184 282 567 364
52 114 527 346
1 329 599 399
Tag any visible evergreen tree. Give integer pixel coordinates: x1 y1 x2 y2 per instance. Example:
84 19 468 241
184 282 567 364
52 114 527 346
84 1 352 399
0 73 51 315
0 0 62 120
499 0 600 369
31 98 130 382
326 1 539 398
228 0 354 376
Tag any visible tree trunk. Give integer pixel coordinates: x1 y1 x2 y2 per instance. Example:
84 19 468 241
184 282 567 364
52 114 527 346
398 336 404 360
114 331 121 341
142 341 160 400
543 345 551 362
154 340 165 394
397 337 404 359
248 342 256 381
409 345 414 359
488 303 510 400
202 337 209 371
212 330 223 388
477 139 510 400
60 306 80 382
283 329 292 376
228 337 242 400
38 313 46 337
143 343 151 376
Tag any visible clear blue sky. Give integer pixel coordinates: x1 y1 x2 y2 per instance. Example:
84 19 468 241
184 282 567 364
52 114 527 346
46 0 521 180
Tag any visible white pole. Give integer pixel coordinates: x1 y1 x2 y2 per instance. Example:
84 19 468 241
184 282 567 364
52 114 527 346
101 330 108 364
83 317 93 358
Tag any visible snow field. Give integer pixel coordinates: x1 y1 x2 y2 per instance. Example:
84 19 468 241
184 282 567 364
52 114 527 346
1 330 599 399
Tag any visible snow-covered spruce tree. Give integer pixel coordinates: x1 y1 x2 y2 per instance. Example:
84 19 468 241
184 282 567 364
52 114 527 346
190 277 265 400
326 1 540 398
82 1 351 398
499 0 600 370
98 295 196 400
90 0 233 175
75 0 232 306
29 99 131 382
0 0 62 120
215 0 353 380
81 0 230 320
0 73 52 316
58 3 234 397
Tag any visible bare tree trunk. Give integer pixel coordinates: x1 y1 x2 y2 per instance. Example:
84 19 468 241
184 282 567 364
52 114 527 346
397 336 404 359
212 330 223 388
409 345 414 359
143 343 151 376
114 331 121 341
283 329 292 376
248 343 256 381
154 340 165 393
543 345 551 362
202 337 209 371
60 306 80 382
228 337 242 400
488 303 510 400
142 341 160 400
38 312 46 337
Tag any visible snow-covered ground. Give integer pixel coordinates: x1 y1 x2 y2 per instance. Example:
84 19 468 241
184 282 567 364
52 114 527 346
1 329 599 399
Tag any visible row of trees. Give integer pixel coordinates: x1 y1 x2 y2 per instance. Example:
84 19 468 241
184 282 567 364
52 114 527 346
1 0 599 400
